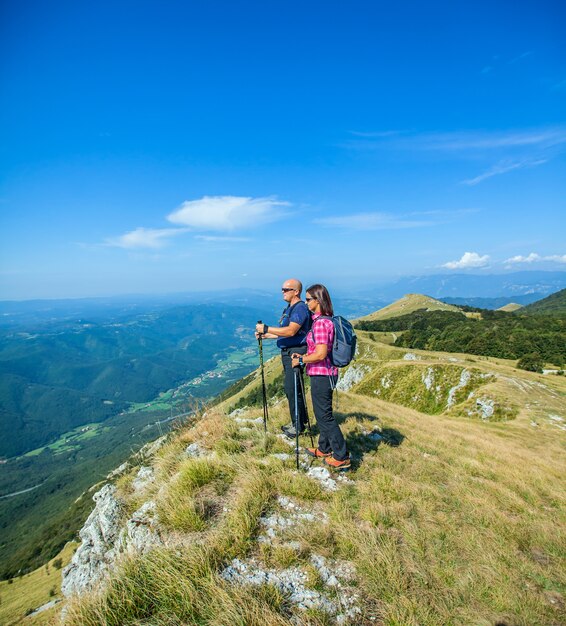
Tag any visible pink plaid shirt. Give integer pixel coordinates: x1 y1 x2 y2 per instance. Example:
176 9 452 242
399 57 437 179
306 314 338 377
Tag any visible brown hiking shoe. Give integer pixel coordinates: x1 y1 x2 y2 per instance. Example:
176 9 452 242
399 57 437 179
324 456 351 471
305 447 332 459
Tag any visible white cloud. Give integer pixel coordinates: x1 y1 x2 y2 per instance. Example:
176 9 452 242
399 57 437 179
104 227 188 249
442 252 490 270
462 158 547 185
313 212 429 230
547 254 566 264
505 252 566 265
194 235 251 242
167 195 289 231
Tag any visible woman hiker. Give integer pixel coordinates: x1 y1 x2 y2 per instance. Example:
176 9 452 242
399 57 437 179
291 283 351 471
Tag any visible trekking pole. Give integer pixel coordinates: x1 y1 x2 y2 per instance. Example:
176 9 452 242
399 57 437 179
297 365 315 448
293 366 300 470
257 320 268 433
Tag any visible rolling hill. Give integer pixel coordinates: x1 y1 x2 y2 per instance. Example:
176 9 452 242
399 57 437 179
522 287 566 317
497 302 524 312
356 293 462 322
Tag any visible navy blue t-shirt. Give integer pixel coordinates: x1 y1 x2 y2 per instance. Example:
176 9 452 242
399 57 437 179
277 301 311 349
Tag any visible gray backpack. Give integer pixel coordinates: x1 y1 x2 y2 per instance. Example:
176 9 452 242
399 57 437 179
313 316 357 368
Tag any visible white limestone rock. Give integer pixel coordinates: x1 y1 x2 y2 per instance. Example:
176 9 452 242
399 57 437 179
446 369 471 409
336 365 369 391
132 466 155 492
106 461 129 480
185 442 205 457
121 501 163 554
61 485 123 597
138 435 167 459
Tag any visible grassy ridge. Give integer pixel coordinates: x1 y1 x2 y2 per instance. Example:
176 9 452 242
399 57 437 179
57 333 566 625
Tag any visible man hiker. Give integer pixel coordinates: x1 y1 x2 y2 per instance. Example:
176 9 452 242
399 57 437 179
255 278 310 438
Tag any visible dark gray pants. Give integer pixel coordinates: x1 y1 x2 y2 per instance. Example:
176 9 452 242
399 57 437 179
310 375 348 461
281 346 307 429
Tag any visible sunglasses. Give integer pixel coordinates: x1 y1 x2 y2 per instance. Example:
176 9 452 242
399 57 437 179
281 287 296 292
305 297 316 302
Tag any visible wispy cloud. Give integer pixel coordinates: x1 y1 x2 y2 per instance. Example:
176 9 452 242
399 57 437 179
442 252 490 270
349 130 407 138
167 195 289 231
508 51 533 64
504 252 566 265
313 212 430 230
345 126 565 185
461 158 547 185
346 126 566 152
194 235 251 242
104 227 189 249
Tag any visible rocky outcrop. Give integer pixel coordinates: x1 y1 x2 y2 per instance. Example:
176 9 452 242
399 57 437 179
62 454 165 597
61 485 123 596
121 501 163 554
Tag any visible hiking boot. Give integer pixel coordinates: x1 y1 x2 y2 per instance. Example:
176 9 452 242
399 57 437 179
324 456 351 471
305 447 332 459
281 424 305 439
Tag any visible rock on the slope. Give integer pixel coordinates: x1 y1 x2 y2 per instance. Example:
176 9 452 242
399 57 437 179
446 369 471 409
185 442 205 457
336 364 369 391
138 435 167 459
121 501 163 554
307 466 353 492
61 485 123 597
28 600 61 617
132 466 155 492
106 461 129 480
62 486 164 597
221 554 360 624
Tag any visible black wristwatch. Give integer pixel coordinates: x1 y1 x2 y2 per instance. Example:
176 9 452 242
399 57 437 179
298 356 304 366
263 324 268 334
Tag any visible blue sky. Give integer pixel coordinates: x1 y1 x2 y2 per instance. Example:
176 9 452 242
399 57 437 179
1 0 565 299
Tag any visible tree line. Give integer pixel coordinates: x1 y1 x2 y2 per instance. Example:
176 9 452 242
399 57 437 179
356 309 565 368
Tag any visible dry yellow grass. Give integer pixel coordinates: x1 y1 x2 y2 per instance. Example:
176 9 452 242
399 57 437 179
0 542 78 626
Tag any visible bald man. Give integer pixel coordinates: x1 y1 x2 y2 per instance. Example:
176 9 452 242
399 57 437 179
255 278 311 438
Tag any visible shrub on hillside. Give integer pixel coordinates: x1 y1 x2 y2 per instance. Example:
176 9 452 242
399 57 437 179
517 353 544 373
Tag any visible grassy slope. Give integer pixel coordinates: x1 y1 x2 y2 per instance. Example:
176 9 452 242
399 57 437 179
51 332 566 626
357 293 462 322
497 302 524 312
0 542 78 626
522 288 566 317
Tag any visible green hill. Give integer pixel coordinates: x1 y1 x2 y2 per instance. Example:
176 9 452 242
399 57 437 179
356 293 462 321
497 302 523 312
3 327 562 626
522 287 566 317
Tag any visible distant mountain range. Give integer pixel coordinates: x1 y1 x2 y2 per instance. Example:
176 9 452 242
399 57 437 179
363 271 566 301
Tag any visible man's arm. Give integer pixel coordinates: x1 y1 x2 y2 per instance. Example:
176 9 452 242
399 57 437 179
255 322 301 338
